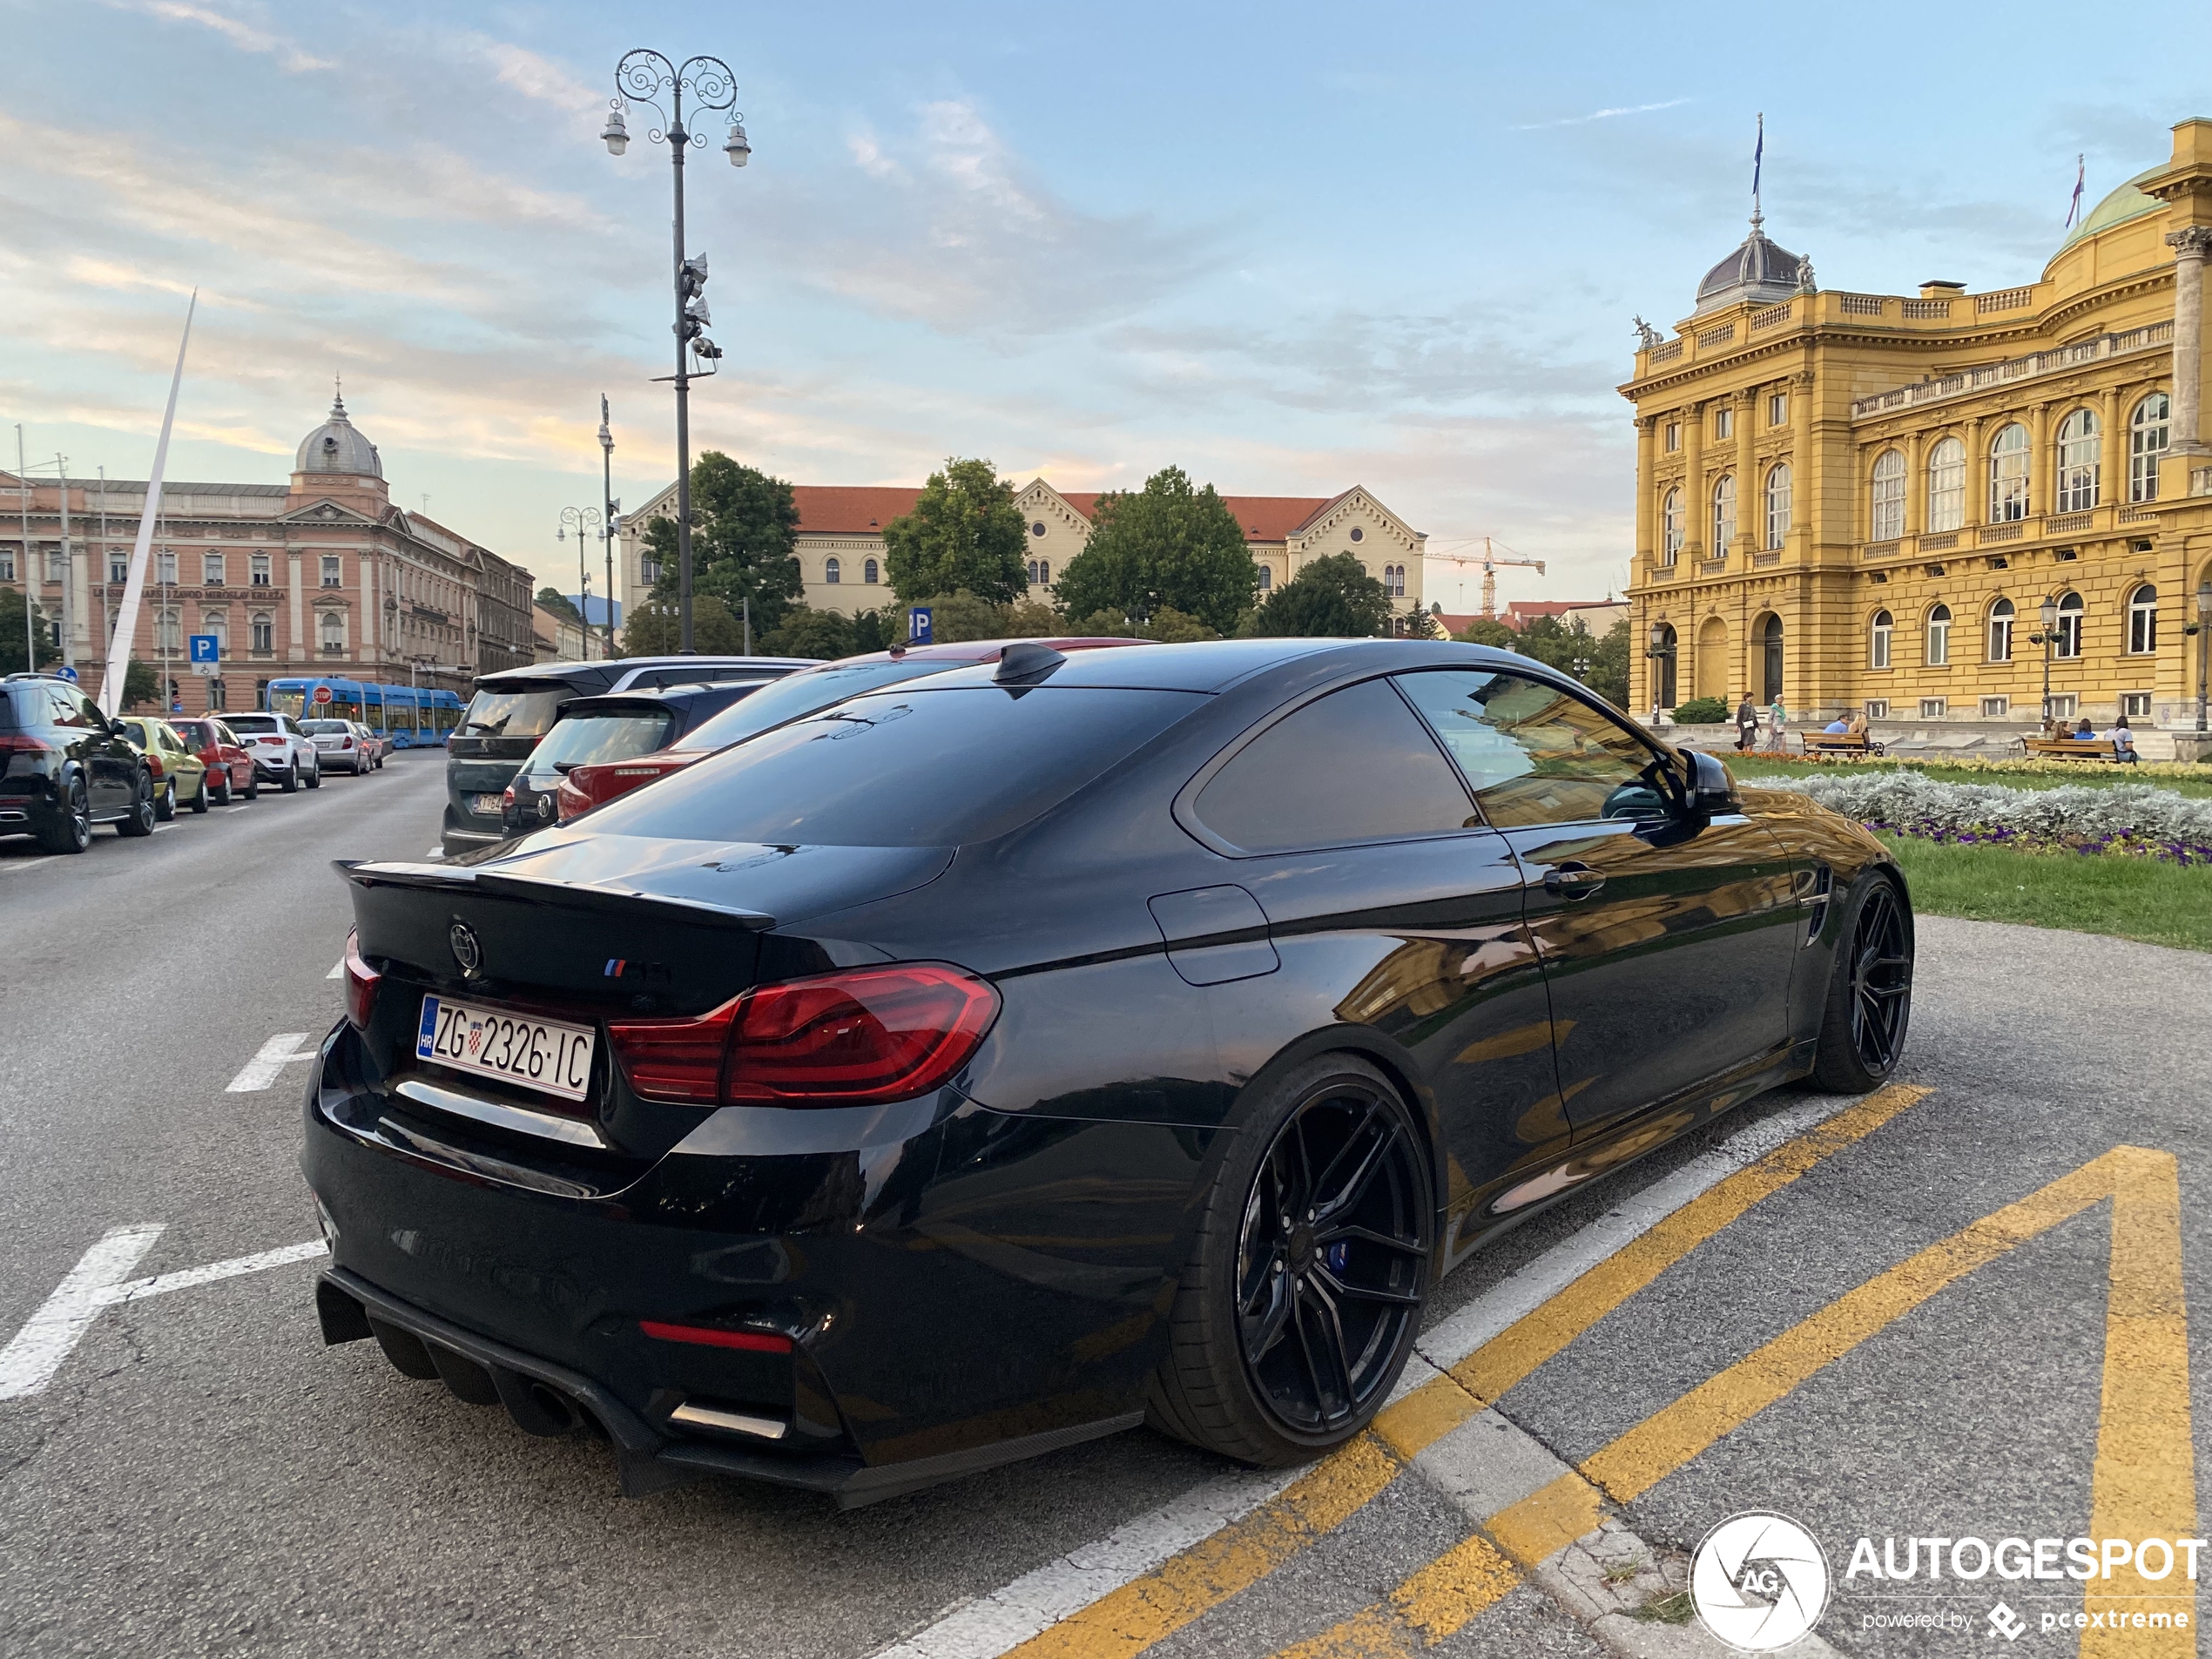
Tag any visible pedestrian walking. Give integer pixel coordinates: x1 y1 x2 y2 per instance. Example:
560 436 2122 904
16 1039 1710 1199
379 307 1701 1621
1735 695 1757 753
1767 694 1787 746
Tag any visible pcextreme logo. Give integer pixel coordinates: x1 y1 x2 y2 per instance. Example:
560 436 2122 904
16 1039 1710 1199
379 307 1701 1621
1690 1511 1831 1652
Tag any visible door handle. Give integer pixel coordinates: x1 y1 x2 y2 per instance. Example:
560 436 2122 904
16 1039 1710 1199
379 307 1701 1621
1543 865 1606 900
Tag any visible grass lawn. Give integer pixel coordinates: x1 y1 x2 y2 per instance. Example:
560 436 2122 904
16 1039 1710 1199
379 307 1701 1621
1879 833 2212 953
1739 759 2212 799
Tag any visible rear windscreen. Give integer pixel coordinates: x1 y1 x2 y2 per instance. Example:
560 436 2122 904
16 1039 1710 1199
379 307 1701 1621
226 714 279 734
677 658 967 753
584 686 1205 847
460 685 570 741
526 711 674 772
300 719 350 735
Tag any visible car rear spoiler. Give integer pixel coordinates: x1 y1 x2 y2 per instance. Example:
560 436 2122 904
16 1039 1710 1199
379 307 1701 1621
332 860 777 931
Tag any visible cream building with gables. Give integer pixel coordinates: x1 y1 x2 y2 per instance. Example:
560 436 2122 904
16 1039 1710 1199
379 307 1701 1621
616 476 1427 631
1622 118 2212 750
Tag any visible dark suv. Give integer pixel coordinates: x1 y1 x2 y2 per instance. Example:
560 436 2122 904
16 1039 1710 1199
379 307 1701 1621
442 656 815 855
0 674 158 853
496 681 772 838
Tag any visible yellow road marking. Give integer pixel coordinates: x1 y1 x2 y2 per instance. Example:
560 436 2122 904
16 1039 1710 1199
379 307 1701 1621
1271 1534 1521 1659
1008 1082 1931 1659
1485 1472 1607 1567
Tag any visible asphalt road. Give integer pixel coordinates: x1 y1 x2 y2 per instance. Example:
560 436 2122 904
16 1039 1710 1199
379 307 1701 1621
2 759 2208 1659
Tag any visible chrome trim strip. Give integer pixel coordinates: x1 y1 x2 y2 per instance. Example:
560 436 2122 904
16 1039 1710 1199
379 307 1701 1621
670 1402 789 1441
392 1076 607 1150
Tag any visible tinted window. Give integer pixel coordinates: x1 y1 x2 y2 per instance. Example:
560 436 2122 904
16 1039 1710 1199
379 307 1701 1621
300 719 351 734
169 721 208 745
584 686 1203 848
526 711 674 772
1192 678 1478 853
0 689 24 732
1393 671 1673 826
50 688 96 728
678 658 972 753
226 713 278 735
460 685 569 740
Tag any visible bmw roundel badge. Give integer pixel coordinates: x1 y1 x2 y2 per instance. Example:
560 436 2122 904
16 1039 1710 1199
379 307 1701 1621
448 921 482 978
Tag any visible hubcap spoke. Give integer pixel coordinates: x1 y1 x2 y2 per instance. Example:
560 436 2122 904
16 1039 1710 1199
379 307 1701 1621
1314 1222 1425 1258
1311 1264 1421 1306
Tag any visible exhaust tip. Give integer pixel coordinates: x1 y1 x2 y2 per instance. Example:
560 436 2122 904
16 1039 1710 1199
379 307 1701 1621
669 1400 789 1441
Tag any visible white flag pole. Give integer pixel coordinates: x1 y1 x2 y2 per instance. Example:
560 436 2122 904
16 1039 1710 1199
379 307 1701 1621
100 291 197 720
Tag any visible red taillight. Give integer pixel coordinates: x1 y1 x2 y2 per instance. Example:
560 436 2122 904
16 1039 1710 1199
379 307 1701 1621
0 732 56 756
341 737 353 748
500 785 516 811
639 1320 793 1354
145 752 165 779
560 757 687 820
605 963 1000 1107
343 928 381 1030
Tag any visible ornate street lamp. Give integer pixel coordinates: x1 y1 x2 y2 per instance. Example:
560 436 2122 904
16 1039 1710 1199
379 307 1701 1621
557 506 603 660
2193 577 2212 734
1645 620 1677 717
604 49 746 656
598 395 619 659
2027 595 2060 728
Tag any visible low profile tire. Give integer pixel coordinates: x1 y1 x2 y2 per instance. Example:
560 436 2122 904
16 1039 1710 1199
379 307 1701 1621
281 763 298 794
1147 1054 1433 1467
1810 873 1914 1094
189 777 208 813
37 779 92 854
154 779 176 821
245 771 259 801
117 772 156 837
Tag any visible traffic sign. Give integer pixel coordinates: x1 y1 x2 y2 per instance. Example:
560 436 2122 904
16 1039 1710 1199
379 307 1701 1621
55 665 78 683
907 606 933 645
313 685 333 705
188 634 219 665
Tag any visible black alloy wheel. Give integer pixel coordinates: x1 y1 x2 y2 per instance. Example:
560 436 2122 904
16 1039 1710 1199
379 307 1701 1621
1235 1081 1430 1435
1845 880 1912 1073
38 778 92 853
118 772 156 837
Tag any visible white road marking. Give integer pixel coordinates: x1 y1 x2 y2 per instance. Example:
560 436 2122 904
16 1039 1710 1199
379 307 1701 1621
423 845 444 860
225 1033 317 1093
105 1240 326 1305
152 824 176 833
0 1225 165 1399
0 857 58 874
225 803 251 813
326 960 344 980
868 1093 1860 1659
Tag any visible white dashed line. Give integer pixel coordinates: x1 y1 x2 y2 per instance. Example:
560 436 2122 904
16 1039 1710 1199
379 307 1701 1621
225 1033 317 1093
0 858 58 874
0 1225 165 1399
105 1240 327 1305
869 1093 1861 1659
326 960 344 980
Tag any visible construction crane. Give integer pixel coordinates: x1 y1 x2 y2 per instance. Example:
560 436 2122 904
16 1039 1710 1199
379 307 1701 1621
1428 536 1546 621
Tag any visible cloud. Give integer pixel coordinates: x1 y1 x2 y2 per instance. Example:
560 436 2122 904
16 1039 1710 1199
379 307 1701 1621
475 38 601 115
1514 98 1691 132
105 0 331 73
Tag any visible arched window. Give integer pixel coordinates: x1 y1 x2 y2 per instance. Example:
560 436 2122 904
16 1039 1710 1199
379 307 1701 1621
1652 622 1678 708
1926 436 1966 531
824 556 841 584
1988 423 2030 522
1925 604 1951 667
319 611 343 651
1257 564 1272 592
1759 613 1784 703
1764 463 1791 550
2128 583 2158 655
2131 394 2171 502
1869 610 1893 671
1711 474 1736 553
156 609 179 651
2055 591 2083 659
1385 563 1406 597
1660 488 1684 563
1987 597 2014 663
2054 408 2101 512
1871 449 1905 542
864 557 879 583
202 613 227 651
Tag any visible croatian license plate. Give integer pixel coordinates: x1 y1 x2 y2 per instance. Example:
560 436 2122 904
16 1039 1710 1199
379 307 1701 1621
416 995 595 1102
472 793 505 815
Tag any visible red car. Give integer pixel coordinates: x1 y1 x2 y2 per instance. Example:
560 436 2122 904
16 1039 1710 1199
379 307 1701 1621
164 717 258 804
556 637 1150 821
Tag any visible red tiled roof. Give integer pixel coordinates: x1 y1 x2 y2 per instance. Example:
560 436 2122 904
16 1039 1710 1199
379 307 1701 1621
791 486 925 535
1037 487 1342 543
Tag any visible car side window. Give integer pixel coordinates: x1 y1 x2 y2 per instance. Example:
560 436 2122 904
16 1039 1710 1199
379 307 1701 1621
48 688 93 728
1191 678 1480 854
1393 670 1675 827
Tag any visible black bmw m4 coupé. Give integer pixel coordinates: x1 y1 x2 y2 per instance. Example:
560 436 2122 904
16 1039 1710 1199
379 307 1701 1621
305 638 1912 1505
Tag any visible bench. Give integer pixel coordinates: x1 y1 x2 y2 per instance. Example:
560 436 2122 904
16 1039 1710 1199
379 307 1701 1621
1801 732 1885 758
2022 737 2132 763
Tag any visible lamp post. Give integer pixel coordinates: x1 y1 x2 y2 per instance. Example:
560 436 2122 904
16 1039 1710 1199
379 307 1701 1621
1645 621 1677 719
557 507 602 660
2027 595 2060 729
597 395 619 659
2193 577 2212 734
603 49 747 656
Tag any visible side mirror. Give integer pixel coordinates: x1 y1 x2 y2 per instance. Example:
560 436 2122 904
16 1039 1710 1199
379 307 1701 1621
1679 748 1741 817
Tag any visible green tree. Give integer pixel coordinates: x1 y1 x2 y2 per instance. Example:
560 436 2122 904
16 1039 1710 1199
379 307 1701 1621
620 594 748 657
848 610 893 654
121 660 161 710
535 586 583 627
1585 619 1631 707
1051 467 1257 634
1004 597 1063 637
900 590 1014 644
1454 617 1519 650
643 452 803 635
882 458 1028 605
760 606 856 660
1251 552 1391 637
0 590 59 674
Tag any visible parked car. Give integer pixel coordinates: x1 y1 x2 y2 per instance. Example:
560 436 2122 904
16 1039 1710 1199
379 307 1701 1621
223 711 321 792
556 637 1149 822
348 723 388 769
0 672 158 851
442 656 818 856
165 717 258 804
301 718 374 776
115 716 209 817
306 638 1914 1503
500 682 772 839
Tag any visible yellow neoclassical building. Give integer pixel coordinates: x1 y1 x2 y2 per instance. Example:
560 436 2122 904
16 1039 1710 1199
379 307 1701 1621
1622 118 2212 752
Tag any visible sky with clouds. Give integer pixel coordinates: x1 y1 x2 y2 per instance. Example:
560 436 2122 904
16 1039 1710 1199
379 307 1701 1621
3 0 2207 611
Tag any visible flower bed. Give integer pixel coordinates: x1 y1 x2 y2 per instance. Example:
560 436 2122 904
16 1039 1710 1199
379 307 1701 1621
1761 769 2212 866
1744 750 2212 783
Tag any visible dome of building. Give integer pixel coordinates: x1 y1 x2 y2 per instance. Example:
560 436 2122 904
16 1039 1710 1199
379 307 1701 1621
2058 166 2165 251
294 391 383 479
1694 215 1809 315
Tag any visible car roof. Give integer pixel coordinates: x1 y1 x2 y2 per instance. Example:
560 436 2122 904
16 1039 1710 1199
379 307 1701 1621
475 656 817 690
554 683 768 718
816 636 1150 671
831 637 1533 694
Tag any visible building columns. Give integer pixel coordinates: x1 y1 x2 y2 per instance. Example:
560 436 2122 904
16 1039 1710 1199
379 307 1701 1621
1791 372 1816 558
1734 388 1758 556
2167 226 2212 459
1633 418 1656 566
1682 402 1705 558
287 552 303 655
